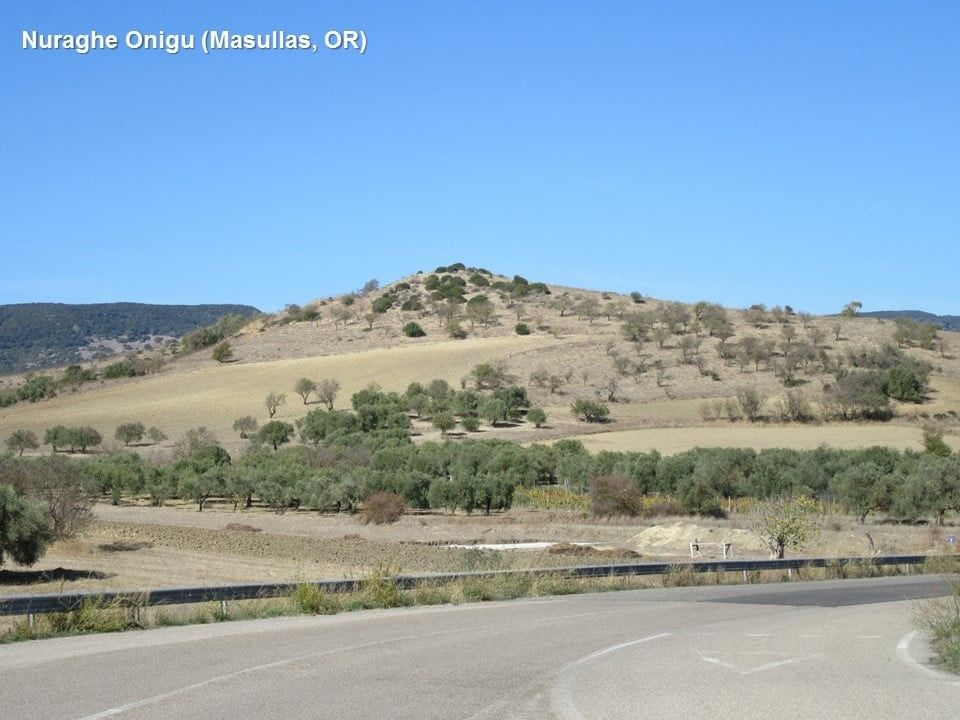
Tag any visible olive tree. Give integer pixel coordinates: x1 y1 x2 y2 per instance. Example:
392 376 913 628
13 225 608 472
264 392 286 419
749 496 821 558
0 484 51 567
115 422 146 446
316 378 341 411
294 378 317 405
5 430 39 457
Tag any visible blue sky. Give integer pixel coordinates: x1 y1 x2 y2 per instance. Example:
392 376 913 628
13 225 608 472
3 2 958 314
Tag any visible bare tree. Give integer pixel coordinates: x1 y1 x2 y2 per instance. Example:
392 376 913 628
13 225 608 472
316 379 341 411
265 392 286 419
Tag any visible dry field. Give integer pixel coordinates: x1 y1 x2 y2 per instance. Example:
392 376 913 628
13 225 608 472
1 270 959 458
2 502 954 598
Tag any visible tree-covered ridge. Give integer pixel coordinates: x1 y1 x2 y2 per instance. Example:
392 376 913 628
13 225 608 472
0 302 260 374
859 310 960 331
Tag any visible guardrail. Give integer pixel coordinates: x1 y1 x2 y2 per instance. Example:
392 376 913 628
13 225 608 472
0 554 951 619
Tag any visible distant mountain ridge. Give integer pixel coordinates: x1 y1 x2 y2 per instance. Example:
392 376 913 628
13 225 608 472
0 302 260 374
858 310 960 331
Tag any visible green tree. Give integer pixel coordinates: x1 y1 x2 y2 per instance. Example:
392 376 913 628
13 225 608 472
257 421 295 450
294 377 317 404
527 408 548 428
0 485 51 567
44 426 68 453
232 416 258 439
749 496 821 558
571 399 609 423
146 427 167 444
211 341 234 363
5 429 39 457
403 322 426 337
479 398 507 426
432 412 456 436
115 422 146 446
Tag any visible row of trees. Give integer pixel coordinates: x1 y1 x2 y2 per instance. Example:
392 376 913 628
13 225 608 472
4 422 168 457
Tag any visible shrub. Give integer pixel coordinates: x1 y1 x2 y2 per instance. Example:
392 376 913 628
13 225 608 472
885 365 923 402
590 475 643 516
292 584 337 615
115 422 145 446
448 322 467 339
527 408 547 428
16 375 57 402
461 415 481 432
211 341 234 363
361 492 405 524
0 484 51 567
571 398 609 423
101 360 142 379
372 295 394 314
403 322 426 338
515 323 531 335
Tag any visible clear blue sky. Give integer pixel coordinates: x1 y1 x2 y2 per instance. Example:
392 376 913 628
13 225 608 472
3 2 958 314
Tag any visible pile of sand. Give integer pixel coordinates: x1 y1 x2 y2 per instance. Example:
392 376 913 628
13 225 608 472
631 522 767 557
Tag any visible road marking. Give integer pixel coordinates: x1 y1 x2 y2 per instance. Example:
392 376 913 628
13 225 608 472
550 633 673 720
857 634 883 639
740 655 823 675
561 633 673 671
800 633 828 638
745 633 771 637
895 630 960 686
73 628 472 720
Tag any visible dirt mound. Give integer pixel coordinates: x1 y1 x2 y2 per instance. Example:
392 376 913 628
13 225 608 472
631 522 766 557
547 543 639 559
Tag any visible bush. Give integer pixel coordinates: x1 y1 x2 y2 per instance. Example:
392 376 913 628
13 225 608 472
16 375 57 402
461 415 481 432
211 341 234 363
361 492 405 524
403 322 426 338
293 584 337 615
527 408 547 428
885 365 923 402
448 322 467 339
590 475 643 516
372 295 394 314
571 399 609 423
115 422 145 446
515 323 531 335
0 484 51 567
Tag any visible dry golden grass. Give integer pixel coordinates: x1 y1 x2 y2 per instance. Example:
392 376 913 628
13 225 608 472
2 268 959 457
564 422 960 455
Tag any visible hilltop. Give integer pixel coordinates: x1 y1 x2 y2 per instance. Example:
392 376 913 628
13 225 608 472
0 302 260 374
0 263 957 457
859 310 960 331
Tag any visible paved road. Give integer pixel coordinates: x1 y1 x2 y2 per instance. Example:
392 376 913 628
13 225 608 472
2 576 958 720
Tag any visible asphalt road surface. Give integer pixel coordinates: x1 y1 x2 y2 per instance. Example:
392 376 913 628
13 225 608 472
2 575 958 720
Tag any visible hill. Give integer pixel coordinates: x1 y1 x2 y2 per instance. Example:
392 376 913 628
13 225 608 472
859 310 960 331
0 264 957 456
0 302 260 374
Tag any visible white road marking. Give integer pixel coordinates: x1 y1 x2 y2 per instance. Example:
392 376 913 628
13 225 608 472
740 654 824 675
745 633 771 637
857 634 883 639
895 630 960 687
560 632 673 671
73 628 471 720
550 633 674 720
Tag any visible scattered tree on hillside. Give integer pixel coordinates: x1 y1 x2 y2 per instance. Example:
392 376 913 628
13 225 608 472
212 341 234 363
146 427 167 444
735 386 766 421
316 379 341 411
527 408 547 428
257 421 295 450
571 398 609 423
115 422 146 446
294 378 317 405
232 416 258 439
5 430 39 457
841 301 862 318
264 392 286 419
0 485 51 567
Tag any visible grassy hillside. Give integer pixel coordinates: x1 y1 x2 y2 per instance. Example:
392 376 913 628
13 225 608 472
0 302 260 374
1 265 957 456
